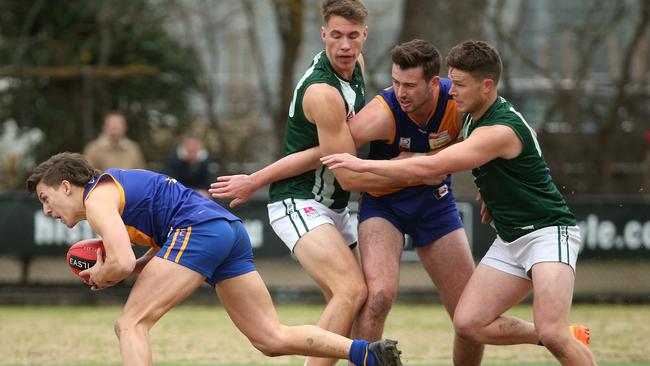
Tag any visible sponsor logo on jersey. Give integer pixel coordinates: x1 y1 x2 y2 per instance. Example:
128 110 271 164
429 131 451 150
303 206 320 220
433 184 449 199
399 137 411 151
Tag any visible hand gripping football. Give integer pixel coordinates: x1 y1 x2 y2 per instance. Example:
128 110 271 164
66 239 105 281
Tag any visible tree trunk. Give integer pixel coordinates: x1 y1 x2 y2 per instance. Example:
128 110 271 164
400 0 488 58
272 0 304 158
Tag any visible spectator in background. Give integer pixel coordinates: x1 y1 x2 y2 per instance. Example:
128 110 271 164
165 132 216 198
84 112 146 171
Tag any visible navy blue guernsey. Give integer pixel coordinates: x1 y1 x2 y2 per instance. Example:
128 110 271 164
367 77 460 197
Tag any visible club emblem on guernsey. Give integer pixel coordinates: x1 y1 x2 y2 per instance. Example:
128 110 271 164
303 207 320 220
429 131 451 149
399 137 411 151
433 184 449 199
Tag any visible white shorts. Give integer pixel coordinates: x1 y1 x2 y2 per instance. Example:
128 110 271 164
267 198 358 252
480 225 581 280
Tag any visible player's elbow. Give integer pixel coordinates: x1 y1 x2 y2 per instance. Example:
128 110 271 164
337 177 361 192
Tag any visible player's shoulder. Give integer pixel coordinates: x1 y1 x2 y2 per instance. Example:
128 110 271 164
304 82 344 105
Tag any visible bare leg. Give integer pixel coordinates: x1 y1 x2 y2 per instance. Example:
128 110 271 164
416 229 484 366
116 257 205 366
216 271 353 358
531 263 596 365
293 224 367 366
453 264 538 345
353 217 403 340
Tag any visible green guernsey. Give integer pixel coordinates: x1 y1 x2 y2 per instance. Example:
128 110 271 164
462 96 576 242
269 51 365 209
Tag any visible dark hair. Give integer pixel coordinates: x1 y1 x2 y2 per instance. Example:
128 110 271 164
26 152 100 194
391 39 441 81
446 40 502 85
104 110 126 121
321 0 368 24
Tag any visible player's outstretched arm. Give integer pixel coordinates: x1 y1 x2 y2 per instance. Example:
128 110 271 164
322 124 521 182
209 146 322 208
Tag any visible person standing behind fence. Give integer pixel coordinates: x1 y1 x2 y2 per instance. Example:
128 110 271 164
84 111 146 171
164 133 216 198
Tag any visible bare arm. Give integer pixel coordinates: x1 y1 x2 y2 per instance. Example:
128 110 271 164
130 247 158 276
81 180 136 289
211 89 411 205
305 85 412 191
210 146 322 207
321 124 523 181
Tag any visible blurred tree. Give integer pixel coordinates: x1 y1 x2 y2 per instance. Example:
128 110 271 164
164 0 304 169
488 0 650 194
399 0 488 57
247 0 304 158
0 0 198 176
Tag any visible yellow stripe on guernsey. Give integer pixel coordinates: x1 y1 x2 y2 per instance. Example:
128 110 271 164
436 99 460 144
126 225 159 248
163 229 181 260
83 173 126 215
174 226 192 263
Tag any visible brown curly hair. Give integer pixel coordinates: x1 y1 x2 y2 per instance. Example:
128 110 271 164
26 152 100 194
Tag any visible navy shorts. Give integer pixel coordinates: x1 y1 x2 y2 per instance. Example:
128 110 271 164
157 219 256 286
358 184 464 247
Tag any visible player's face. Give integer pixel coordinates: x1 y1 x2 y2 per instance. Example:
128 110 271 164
36 181 83 228
322 15 367 78
391 64 437 113
448 67 486 114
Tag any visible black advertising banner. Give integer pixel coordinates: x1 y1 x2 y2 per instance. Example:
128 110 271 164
2 193 649 259
569 197 650 259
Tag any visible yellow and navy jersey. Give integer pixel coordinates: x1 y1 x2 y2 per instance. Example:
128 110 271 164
82 169 239 249
368 77 459 197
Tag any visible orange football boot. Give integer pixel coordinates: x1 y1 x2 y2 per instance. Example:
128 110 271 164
569 324 591 346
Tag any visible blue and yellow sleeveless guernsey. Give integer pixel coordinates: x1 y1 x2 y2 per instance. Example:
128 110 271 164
359 78 464 247
83 169 239 248
82 169 254 286
268 51 365 209
462 96 576 242
368 77 459 196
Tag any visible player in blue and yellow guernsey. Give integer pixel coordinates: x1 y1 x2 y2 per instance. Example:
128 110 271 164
211 40 484 366
26 153 403 366
322 41 595 365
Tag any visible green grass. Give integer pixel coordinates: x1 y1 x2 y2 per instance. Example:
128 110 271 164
1 304 649 365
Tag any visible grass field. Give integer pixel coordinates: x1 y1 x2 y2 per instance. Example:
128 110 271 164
1 304 649 366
